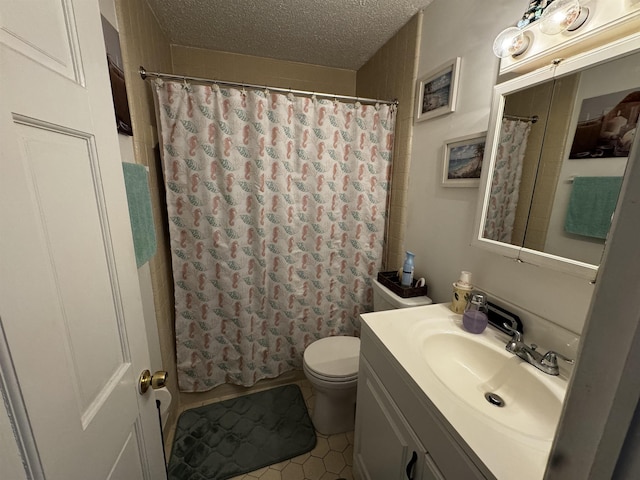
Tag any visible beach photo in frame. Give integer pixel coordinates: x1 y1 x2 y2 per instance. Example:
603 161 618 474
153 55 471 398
442 132 487 187
415 57 461 122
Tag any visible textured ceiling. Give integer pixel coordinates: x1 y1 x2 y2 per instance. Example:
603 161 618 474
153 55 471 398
145 0 434 70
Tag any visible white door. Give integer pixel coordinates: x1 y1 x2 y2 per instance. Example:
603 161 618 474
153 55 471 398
0 1 166 479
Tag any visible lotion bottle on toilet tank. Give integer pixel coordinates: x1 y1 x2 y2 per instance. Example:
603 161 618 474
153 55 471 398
401 251 415 286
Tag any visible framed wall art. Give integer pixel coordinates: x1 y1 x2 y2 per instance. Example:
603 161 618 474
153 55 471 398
569 88 640 159
442 132 487 187
415 57 461 122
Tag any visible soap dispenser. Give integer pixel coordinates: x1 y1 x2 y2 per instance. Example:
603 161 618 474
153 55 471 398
462 292 489 334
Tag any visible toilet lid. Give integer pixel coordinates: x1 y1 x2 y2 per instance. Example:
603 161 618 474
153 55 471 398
304 336 360 379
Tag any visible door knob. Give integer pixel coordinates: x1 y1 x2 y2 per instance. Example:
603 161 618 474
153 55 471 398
151 370 168 389
139 369 169 394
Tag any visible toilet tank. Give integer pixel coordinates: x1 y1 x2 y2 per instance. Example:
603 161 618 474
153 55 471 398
372 278 433 311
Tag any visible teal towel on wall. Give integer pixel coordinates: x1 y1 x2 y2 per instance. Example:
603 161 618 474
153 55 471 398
122 162 157 267
564 176 623 240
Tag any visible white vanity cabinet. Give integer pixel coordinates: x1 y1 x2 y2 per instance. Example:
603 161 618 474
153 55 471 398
355 356 444 480
354 321 494 480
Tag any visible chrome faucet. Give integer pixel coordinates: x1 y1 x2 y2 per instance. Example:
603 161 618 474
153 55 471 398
503 321 574 376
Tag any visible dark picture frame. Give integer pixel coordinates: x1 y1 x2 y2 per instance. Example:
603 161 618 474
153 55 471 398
569 88 640 159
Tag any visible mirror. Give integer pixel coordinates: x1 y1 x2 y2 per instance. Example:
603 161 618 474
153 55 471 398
475 44 640 279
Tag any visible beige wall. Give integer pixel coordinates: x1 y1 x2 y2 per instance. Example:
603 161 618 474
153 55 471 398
115 0 179 438
356 12 423 271
171 45 356 95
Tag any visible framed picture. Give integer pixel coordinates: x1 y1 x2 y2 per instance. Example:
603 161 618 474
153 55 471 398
415 57 461 122
569 88 640 159
442 132 487 187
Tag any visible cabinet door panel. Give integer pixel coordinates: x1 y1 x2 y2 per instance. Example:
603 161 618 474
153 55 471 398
355 373 408 480
423 452 446 480
355 358 435 480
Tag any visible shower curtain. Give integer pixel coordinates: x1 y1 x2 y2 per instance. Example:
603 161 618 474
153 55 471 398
483 118 532 244
154 79 395 391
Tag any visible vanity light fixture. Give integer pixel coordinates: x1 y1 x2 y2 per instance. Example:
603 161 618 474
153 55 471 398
538 0 590 35
492 26 531 58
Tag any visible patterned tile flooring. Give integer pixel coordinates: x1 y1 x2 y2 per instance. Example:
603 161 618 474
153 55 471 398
169 378 355 480
229 379 354 480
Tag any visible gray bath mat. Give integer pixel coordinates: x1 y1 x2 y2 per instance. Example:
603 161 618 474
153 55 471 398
168 384 316 480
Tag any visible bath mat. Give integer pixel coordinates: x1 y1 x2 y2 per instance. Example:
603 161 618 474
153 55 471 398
168 384 316 480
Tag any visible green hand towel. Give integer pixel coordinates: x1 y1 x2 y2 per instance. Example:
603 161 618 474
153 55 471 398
122 162 157 267
564 176 623 239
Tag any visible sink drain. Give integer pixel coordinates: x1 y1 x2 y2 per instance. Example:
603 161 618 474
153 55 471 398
484 392 505 407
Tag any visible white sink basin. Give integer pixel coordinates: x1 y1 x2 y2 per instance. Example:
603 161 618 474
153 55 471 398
421 331 564 440
361 303 571 480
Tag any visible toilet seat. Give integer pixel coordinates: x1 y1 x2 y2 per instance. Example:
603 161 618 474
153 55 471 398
304 366 358 383
303 336 360 382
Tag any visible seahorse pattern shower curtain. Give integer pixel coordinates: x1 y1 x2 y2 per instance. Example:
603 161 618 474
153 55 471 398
154 80 394 391
483 118 532 243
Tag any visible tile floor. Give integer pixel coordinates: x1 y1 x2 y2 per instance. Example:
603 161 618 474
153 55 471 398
171 378 355 480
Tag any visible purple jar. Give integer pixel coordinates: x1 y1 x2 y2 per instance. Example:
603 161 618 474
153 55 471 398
462 293 489 334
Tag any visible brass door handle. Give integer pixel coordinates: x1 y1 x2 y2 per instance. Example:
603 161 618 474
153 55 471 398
151 370 168 389
139 369 169 394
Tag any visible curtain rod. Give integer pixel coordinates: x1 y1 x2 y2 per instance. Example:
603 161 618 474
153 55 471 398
139 66 398 107
504 113 539 124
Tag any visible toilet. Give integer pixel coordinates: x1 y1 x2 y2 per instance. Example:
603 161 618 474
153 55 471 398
302 278 432 434
369 277 433 311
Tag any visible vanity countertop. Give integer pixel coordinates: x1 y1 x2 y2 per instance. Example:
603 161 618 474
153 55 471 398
360 303 568 480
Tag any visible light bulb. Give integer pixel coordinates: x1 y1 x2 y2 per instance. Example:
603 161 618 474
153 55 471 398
492 27 531 58
539 0 590 35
